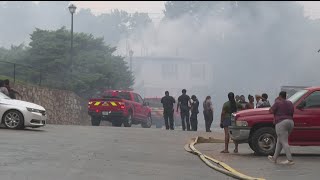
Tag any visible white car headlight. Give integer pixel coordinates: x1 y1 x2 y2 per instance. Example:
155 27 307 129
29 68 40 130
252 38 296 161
26 108 42 113
236 120 248 127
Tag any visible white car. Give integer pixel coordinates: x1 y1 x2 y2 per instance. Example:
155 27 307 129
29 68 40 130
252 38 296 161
0 92 46 129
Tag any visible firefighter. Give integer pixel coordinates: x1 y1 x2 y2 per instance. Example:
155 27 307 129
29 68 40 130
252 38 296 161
161 91 176 130
190 95 199 131
177 89 192 131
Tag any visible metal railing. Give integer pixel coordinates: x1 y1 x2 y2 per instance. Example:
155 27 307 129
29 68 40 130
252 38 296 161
0 60 69 89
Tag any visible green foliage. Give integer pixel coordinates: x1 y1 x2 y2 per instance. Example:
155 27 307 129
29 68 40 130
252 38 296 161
0 27 134 99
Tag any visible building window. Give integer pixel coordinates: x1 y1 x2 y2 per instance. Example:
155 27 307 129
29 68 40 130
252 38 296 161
190 63 206 80
162 64 178 80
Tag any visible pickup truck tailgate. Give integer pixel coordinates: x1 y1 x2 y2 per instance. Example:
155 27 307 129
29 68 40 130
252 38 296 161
88 99 125 112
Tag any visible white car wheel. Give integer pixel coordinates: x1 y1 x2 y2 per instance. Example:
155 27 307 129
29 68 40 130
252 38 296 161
3 110 24 129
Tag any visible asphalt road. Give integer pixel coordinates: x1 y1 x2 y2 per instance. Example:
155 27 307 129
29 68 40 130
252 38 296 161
0 124 320 180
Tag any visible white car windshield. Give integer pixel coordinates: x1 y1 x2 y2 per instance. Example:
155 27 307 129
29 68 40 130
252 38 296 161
0 92 10 99
288 90 308 104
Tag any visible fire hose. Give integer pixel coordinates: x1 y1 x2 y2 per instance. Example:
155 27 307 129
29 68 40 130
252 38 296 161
184 136 266 180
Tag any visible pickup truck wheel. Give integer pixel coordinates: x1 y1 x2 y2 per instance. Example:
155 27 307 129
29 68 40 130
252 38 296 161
91 117 101 126
123 114 132 127
248 138 256 153
141 115 152 128
251 127 276 156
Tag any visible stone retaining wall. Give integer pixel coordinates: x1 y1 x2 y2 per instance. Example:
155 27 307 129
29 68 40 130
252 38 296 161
12 83 91 125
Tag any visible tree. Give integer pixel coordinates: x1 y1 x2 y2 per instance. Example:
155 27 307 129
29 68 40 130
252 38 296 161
11 27 134 98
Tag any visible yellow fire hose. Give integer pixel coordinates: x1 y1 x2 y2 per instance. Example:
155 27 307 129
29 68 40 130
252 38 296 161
184 136 266 180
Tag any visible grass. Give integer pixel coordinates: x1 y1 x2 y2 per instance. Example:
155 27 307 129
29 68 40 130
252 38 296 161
0 75 35 86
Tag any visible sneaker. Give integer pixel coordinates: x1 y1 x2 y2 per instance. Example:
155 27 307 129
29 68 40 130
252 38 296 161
279 160 295 165
268 155 276 163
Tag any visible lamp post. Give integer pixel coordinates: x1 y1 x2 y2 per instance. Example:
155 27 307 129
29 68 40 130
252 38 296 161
129 50 134 72
68 4 77 77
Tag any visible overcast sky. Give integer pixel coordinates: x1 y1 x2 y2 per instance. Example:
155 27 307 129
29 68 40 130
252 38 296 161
68 1 320 20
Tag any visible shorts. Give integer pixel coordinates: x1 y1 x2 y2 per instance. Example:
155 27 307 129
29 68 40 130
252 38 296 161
222 118 231 128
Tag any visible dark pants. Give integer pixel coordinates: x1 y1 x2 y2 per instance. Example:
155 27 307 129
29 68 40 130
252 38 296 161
180 111 190 131
203 110 213 132
190 112 198 131
164 110 174 130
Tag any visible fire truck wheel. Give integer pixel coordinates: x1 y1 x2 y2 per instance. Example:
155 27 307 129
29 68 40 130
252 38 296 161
91 117 101 126
123 114 132 127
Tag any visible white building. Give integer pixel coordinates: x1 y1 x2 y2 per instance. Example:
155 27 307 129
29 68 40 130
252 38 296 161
127 56 214 100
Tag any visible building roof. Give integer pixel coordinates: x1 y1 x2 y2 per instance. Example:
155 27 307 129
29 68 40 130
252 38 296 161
129 56 207 62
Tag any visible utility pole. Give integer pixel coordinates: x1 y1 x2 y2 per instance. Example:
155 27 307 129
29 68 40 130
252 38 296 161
68 4 77 81
129 50 134 72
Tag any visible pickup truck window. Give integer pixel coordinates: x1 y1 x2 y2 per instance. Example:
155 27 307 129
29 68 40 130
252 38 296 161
134 94 142 103
145 99 162 107
288 90 308 104
137 95 144 104
304 91 320 108
104 92 131 101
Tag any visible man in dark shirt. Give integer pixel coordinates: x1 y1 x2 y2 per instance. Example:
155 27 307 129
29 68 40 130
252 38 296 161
190 95 199 131
177 89 191 131
161 91 176 130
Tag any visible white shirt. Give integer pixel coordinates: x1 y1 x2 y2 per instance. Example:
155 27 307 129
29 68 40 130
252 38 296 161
0 87 9 96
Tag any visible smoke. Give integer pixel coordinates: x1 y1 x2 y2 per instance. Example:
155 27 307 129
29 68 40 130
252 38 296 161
117 2 320 126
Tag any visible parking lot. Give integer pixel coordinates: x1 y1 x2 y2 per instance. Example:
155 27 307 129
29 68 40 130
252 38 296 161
0 125 319 180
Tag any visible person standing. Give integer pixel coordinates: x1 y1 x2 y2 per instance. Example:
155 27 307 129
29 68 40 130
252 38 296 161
235 95 240 103
255 94 263 108
239 95 248 109
268 91 295 165
190 95 199 131
161 91 176 130
177 89 191 131
203 96 214 132
260 93 271 108
220 92 243 153
4 79 21 99
0 80 9 96
245 95 255 109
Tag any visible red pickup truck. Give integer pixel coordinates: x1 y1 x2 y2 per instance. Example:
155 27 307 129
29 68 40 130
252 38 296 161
230 87 320 155
144 97 181 128
88 90 152 128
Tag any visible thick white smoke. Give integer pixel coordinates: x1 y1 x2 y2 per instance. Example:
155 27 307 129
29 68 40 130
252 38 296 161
117 2 320 128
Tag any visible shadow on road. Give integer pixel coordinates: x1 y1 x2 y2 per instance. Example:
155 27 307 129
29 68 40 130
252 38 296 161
230 152 320 157
0 126 46 132
292 153 320 157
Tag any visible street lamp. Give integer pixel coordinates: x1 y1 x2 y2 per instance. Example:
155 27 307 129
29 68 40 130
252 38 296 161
129 50 134 72
68 3 76 76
